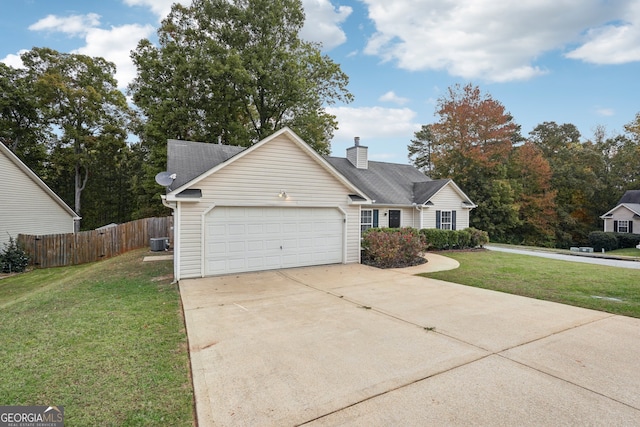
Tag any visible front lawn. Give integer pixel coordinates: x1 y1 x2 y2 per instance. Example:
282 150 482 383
0 249 194 426
608 247 640 257
421 250 640 318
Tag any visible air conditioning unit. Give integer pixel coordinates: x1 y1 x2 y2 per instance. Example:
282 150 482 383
150 237 169 252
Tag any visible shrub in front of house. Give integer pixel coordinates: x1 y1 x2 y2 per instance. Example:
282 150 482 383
588 231 618 252
614 232 640 249
421 229 454 250
0 236 30 273
420 228 489 250
361 227 425 268
467 227 489 248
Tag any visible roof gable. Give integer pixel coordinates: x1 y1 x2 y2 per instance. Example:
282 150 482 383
0 143 78 218
601 203 640 218
167 127 369 200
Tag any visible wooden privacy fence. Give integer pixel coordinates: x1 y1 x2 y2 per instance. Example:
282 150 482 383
18 217 173 268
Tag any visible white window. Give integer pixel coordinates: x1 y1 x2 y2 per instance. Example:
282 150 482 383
441 211 452 230
618 220 629 233
361 210 373 233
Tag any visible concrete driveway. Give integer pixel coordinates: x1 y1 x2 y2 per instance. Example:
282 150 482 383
179 254 640 426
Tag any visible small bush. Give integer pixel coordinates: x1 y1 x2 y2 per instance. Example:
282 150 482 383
361 227 425 268
615 232 640 249
420 228 489 250
421 229 453 250
467 228 489 248
456 229 472 249
0 236 30 273
588 231 618 252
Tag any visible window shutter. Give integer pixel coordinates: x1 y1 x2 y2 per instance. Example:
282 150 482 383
614 221 618 232
373 210 379 228
630 221 634 234
436 210 441 229
452 210 457 230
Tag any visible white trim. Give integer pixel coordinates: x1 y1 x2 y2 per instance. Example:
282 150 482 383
175 202 182 281
336 206 348 264
200 204 218 278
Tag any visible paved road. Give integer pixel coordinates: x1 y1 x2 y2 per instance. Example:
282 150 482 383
486 244 640 269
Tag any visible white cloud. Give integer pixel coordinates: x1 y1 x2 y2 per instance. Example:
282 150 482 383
122 0 190 20
300 0 352 50
566 2 640 64
29 13 101 35
379 91 410 105
27 11 155 89
1 50 28 68
361 0 630 82
596 108 615 117
73 24 155 88
327 105 420 145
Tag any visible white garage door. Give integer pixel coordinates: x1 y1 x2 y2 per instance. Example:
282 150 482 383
205 207 344 275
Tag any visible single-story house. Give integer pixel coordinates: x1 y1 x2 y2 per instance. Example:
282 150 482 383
162 127 475 279
600 190 640 233
0 143 79 247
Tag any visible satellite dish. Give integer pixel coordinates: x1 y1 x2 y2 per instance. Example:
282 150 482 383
155 171 176 187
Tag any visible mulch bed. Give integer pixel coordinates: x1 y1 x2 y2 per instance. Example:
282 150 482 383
361 255 428 269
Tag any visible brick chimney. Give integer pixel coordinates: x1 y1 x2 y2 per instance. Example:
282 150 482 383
346 136 368 169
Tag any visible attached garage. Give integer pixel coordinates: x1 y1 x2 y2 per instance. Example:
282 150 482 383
204 206 344 275
163 128 367 280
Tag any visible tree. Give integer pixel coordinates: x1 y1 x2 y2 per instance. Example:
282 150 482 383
408 125 434 173
129 0 352 216
529 122 601 246
508 142 557 246
427 83 523 237
0 63 49 175
21 48 130 230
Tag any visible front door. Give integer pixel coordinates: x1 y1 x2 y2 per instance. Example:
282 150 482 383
389 209 401 228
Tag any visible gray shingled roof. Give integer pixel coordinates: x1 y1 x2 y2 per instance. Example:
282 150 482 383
618 190 640 205
325 157 434 205
166 139 458 206
167 139 244 189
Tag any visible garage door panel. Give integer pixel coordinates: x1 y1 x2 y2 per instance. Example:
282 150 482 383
247 224 264 234
205 207 344 275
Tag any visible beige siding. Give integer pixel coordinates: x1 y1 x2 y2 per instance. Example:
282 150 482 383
372 207 420 228
603 207 639 233
1 150 75 246
422 184 471 229
176 134 359 278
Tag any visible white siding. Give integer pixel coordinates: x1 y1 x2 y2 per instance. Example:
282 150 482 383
422 184 471 229
176 134 360 279
0 149 75 246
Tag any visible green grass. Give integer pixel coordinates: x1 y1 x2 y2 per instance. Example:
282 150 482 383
0 250 194 426
421 250 640 318
609 247 640 257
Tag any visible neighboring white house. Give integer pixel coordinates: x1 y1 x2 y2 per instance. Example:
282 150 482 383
162 127 475 279
600 190 640 233
0 143 79 246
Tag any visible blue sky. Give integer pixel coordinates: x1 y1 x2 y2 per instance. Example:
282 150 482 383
2 0 640 164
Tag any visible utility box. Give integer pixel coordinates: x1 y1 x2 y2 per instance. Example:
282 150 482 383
150 237 169 252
